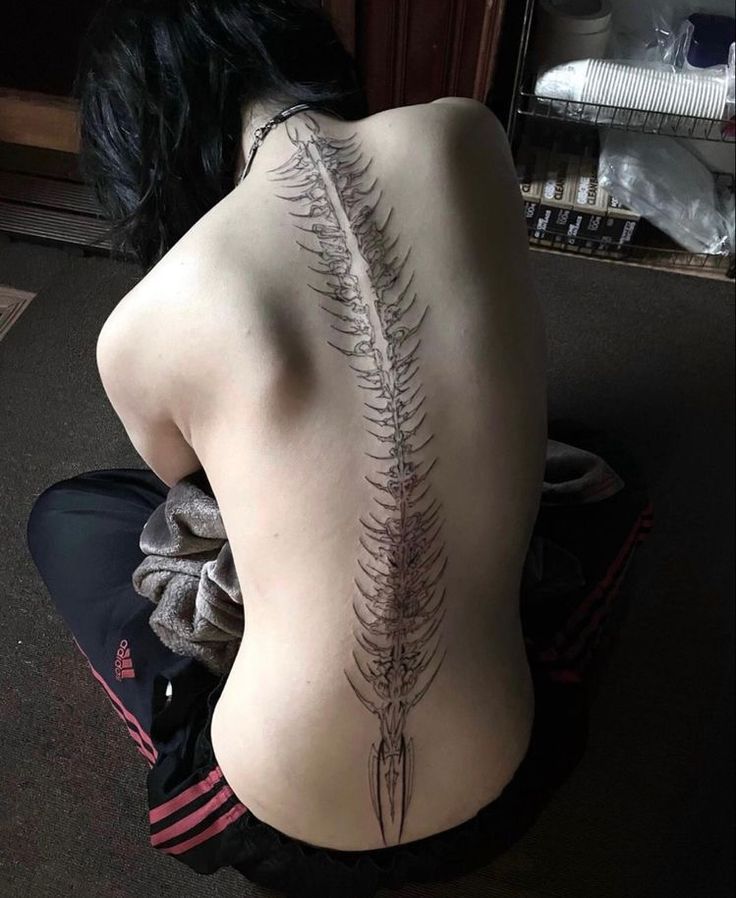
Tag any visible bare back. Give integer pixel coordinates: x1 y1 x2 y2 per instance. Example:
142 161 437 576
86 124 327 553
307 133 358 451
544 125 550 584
136 100 548 852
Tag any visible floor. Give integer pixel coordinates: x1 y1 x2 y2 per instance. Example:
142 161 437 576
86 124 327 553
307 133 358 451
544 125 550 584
1 235 733 898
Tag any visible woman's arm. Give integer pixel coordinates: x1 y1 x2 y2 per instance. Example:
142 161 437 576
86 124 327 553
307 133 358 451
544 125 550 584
96 299 202 488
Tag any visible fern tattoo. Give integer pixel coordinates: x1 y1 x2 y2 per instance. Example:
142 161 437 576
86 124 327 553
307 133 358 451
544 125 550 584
268 115 448 846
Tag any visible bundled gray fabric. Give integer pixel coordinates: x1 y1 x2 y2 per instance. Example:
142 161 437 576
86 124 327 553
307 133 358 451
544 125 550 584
131 439 625 676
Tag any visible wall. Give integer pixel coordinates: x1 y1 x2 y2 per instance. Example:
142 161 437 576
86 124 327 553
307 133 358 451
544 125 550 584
0 2 100 95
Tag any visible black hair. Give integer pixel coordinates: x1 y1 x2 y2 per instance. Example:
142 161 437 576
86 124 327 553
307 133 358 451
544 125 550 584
73 0 367 272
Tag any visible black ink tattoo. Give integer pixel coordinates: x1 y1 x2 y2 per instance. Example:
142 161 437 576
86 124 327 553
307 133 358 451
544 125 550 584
268 115 448 846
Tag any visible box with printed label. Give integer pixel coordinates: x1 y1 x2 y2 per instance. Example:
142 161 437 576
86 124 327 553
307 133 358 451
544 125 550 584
573 150 640 249
516 140 544 226
532 151 583 244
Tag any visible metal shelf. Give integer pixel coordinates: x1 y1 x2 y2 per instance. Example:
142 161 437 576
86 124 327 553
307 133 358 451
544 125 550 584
518 89 735 142
528 225 735 279
507 0 736 280
524 162 735 279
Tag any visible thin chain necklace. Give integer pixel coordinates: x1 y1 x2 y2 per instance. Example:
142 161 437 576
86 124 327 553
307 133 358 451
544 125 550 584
237 102 319 185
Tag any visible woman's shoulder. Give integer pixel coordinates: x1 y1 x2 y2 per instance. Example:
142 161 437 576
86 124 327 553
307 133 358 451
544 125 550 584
374 97 505 146
372 96 501 127
125 99 507 315
362 98 510 189
362 97 504 150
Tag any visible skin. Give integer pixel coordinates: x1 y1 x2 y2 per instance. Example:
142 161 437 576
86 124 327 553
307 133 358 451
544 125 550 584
98 98 548 852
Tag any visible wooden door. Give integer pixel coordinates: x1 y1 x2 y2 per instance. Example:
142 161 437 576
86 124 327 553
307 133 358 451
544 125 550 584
321 0 507 113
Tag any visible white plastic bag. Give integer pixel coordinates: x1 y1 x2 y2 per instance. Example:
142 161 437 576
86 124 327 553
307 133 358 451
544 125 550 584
651 5 694 68
598 129 732 254
605 4 735 119
609 2 697 67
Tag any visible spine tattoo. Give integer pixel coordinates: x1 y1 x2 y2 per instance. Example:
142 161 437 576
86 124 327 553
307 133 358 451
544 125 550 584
268 115 448 846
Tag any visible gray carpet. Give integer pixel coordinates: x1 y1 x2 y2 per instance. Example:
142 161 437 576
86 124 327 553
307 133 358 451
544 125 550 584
1 236 733 898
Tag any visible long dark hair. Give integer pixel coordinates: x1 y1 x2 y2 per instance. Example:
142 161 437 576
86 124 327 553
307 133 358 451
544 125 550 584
73 0 367 272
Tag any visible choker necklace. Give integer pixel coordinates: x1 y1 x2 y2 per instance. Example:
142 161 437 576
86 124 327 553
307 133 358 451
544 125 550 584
237 102 317 185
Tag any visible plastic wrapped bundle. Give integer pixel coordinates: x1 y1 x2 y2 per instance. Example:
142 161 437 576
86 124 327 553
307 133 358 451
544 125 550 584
598 130 733 255
535 56 732 129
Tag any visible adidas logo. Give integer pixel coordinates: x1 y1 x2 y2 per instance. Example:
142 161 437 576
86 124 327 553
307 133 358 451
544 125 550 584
115 639 136 681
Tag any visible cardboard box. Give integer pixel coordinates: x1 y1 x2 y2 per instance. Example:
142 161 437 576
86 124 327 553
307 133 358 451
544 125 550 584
517 137 640 251
605 194 640 248
516 140 544 226
573 149 640 250
573 149 611 250
533 150 583 244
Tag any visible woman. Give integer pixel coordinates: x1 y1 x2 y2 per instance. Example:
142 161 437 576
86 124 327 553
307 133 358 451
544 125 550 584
25 1 649 896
